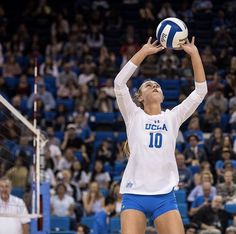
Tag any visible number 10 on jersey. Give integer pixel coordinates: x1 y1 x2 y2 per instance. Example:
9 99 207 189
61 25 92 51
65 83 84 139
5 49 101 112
149 132 163 148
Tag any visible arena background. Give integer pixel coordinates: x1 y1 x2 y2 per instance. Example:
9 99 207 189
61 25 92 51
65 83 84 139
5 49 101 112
0 0 236 233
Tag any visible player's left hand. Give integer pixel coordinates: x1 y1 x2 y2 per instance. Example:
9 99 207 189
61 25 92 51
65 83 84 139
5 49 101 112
180 36 199 56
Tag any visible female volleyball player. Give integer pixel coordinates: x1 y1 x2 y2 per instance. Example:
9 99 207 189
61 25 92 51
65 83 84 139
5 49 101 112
114 37 207 234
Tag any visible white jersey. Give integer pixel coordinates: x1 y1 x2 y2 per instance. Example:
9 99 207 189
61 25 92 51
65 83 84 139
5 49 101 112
114 61 207 195
0 195 30 234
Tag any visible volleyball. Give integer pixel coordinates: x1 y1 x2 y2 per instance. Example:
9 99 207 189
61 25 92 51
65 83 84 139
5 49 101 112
156 17 188 49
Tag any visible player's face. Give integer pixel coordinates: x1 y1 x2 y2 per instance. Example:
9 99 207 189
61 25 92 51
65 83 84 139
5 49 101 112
139 81 163 104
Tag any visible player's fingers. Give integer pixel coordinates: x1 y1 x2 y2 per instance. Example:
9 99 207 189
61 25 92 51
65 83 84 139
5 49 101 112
191 36 195 44
148 37 152 44
186 38 190 44
152 40 158 46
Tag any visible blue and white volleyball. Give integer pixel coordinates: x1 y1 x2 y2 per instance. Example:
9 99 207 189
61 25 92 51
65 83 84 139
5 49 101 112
156 17 188 49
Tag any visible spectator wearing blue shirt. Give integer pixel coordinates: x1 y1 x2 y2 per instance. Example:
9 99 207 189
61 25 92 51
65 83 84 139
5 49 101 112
189 181 213 217
92 196 115 234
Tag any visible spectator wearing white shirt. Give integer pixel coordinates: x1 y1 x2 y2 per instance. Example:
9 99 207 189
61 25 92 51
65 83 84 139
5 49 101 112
0 177 30 234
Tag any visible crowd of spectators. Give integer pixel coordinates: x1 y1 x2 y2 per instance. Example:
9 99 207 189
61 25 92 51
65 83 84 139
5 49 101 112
0 0 236 233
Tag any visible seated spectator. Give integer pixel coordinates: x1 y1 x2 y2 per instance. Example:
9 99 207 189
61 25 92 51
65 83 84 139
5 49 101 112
183 134 207 166
157 2 176 20
6 156 28 190
101 78 116 99
51 183 75 218
93 90 113 113
92 196 116 234
109 182 122 215
139 55 159 78
192 195 232 234
176 153 192 190
215 147 236 181
189 181 214 217
185 223 199 234
96 139 113 164
216 170 236 204
192 0 213 14
61 124 83 151
57 62 77 87
139 0 156 27
82 181 105 216
204 89 228 115
91 160 111 189
39 57 59 78
16 74 30 97
57 147 76 171
201 46 217 78
188 171 216 203
27 82 56 112
57 79 78 99
71 160 91 191
86 25 104 51
77 223 90 234
3 54 22 77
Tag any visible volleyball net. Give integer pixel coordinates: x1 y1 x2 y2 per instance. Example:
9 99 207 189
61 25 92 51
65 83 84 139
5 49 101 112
0 94 47 219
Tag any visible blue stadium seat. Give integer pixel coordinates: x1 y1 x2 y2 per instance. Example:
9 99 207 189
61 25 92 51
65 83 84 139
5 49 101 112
162 101 178 109
115 132 127 143
11 187 24 198
174 190 186 204
178 203 188 219
163 90 180 101
161 80 180 90
5 77 19 90
56 99 74 113
224 204 236 214
95 131 114 142
80 216 95 230
54 131 64 141
109 217 120 234
50 216 71 231
92 112 116 124
113 162 126 176
50 232 76 234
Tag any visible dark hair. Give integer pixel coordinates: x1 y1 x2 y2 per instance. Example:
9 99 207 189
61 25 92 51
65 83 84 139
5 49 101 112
77 223 90 234
105 196 115 206
56 183 67 192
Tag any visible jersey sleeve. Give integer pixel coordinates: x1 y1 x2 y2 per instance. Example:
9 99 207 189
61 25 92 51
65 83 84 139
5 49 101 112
171 81 207 127
114 61 139 124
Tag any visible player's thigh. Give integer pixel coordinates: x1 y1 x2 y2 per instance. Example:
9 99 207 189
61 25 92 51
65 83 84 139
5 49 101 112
121 209 147 234
154 210 185 234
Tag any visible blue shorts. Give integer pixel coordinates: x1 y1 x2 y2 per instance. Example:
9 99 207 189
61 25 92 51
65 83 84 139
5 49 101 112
121 190 178 221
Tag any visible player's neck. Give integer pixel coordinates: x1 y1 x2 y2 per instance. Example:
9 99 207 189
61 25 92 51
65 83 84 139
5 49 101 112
144 104 161 115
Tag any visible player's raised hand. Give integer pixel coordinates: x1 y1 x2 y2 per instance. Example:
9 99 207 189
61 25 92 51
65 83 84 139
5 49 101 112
141 37 165 56
180 36 199 56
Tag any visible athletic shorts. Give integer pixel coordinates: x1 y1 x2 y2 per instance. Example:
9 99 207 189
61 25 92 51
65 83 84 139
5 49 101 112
121 190 178 221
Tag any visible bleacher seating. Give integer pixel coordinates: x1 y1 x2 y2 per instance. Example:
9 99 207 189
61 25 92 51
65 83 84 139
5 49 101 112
50 216 71 231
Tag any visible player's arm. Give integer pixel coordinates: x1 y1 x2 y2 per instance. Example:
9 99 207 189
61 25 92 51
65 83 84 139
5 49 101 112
114 38 164 122
171 37 207 126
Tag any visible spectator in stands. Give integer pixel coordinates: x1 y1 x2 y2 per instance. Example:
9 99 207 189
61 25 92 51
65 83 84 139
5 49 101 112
203 101 221 132
96 139 113 164
204 89 228 115
61 124 83 151
93 89 113 112
3 54 22 78
215 147 236 180
86 25 104 51
58 147 76 170
201 46 217 78
0 177 30 234
51 182 75 218
78 55 96 85
192 0 213 13
6 156 28 190
216 170 236 204
101 78 116 99
91 160 111 189
188 171 216 204
157 2 176 20
176 153 192 190
77 223 90 234
205 127 224 164
185 223 199 234
109 181 122 215
226 226 236 234
71 160 91 191
27 82 56 112
75 84 94 112
57 62 77 87
139 55 159 78
183 134 207 166
207 72 224 96
57 79 78 99
92 196 116 234
139 0 156 28
189 181 213 217
192 195 231 234
82 181 105 215
16 74 30 97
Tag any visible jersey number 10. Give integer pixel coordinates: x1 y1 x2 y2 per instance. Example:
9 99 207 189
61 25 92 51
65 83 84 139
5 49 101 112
149 132 163 148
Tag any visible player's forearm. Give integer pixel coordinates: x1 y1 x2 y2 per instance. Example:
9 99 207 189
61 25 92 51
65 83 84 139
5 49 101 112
191 51 206 83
